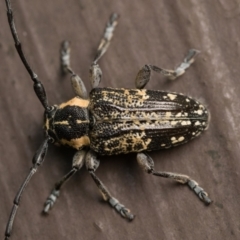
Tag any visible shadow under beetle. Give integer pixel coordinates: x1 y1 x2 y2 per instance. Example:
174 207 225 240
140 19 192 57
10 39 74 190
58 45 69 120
4 0 212 239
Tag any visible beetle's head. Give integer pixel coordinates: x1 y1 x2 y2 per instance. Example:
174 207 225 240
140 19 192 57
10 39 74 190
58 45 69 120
44 98 90 150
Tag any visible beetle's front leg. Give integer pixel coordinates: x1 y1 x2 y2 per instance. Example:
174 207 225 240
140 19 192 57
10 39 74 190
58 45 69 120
137 153 212 205
85 150 134 220
135 49 200 89
43 150 86 213
61 41 71 75
89 63 102 89
89 13 119 89
60 41 88 99
93 13 119 64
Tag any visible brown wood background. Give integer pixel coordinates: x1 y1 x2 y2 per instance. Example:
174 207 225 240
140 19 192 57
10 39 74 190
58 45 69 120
1 0 240 239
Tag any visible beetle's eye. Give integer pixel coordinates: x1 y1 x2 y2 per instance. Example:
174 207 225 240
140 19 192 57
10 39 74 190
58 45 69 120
48 136 55 143
48 106 56 114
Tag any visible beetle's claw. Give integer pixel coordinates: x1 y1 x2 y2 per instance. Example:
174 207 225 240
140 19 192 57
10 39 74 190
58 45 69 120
120 207 135 221
188 180 212 205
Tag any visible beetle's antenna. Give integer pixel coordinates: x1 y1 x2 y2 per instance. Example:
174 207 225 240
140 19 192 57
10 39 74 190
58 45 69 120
5 0 50 111
4 137 51 240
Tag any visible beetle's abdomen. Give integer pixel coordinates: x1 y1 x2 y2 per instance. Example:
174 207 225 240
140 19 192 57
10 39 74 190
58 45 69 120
89 88 209 155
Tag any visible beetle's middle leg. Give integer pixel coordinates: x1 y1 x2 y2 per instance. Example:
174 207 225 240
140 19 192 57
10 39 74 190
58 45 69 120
137 153 212 205
85 150 135 221
43 150 86 213
135 49 200 89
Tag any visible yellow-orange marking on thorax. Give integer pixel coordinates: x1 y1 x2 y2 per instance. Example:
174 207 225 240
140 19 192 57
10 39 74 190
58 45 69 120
59 97 89 109
59 136 90 150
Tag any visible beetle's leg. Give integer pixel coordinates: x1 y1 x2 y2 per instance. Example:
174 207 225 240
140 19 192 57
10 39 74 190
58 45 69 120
70 74 88 99
85 150 135 220
135 49 200 89
60 41 88 99
5 137 50 240
61 41 71 75
43 150 86 214
136 153 212 205
90 13 119 88
5 0 50 111
93 13 119 64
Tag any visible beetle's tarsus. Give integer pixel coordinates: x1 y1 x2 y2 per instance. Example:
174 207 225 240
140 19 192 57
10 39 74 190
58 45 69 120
93 13 119 64
170 49 200 80
119 207 135 221
109 197 135 220
43 189 60 213
184 49 200 63
187 180 212 205
61 40 71 75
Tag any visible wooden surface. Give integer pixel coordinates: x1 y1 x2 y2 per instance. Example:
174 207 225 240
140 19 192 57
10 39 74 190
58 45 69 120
1 0 240 239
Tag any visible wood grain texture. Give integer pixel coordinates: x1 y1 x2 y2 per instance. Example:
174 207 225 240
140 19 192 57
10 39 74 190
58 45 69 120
1 0 240 239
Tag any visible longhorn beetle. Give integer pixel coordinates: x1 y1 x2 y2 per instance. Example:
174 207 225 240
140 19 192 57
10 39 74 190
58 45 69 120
4 0 212 239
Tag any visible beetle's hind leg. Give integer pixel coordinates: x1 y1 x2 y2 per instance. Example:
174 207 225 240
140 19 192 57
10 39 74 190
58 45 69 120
135 49 200 89
43 150 86 213
86 150 135 221
137 153 212 205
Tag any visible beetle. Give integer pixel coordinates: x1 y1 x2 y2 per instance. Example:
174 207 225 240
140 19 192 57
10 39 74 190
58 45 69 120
4 0 212 239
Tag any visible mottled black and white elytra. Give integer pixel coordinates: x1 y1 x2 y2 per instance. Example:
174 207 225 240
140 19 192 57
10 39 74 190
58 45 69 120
4 0 212 239
89 88 208 155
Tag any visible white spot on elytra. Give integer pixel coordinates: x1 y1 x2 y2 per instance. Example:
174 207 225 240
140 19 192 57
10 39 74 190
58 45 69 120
186 98 190 102
178 136 185 142
171 136 185 144
194 109 203 115
167 93 177 100
161 143 166 147
176 112 182 117
171 121 178 126
197 109 203 115
181 121 191 126
166 112 172 117
195 121 201 126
